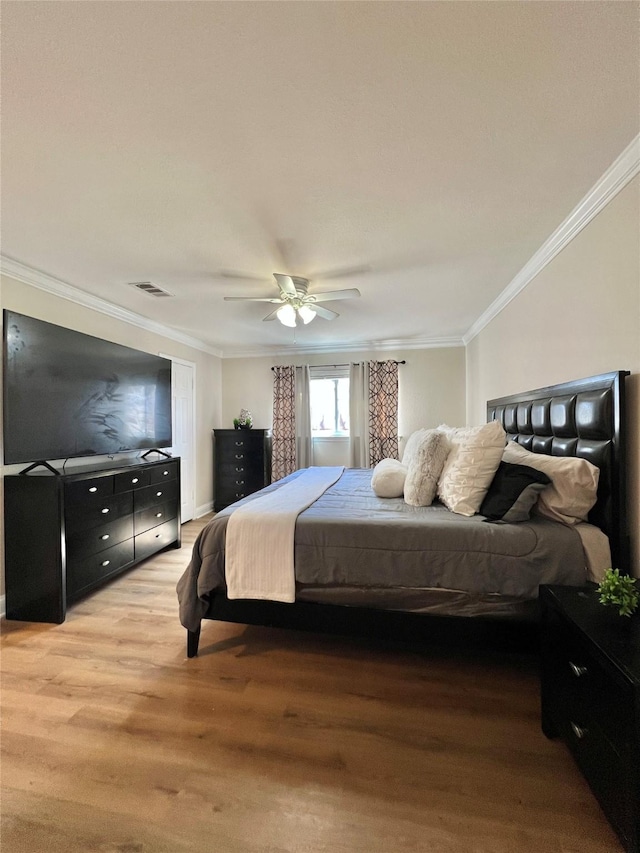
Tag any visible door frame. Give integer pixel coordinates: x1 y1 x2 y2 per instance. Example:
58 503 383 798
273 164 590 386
160 352 196 522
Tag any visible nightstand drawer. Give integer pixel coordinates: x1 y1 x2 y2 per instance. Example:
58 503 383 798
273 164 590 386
560 714 634 849
552 619 633 755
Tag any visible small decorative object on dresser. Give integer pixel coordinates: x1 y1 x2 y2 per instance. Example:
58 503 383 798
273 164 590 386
540 583 640 853
213 428 271 511
233 409 253 430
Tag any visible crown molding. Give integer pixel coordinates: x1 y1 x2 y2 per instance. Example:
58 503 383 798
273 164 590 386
463 134 640 345
0 256 223 358
220 335 464 359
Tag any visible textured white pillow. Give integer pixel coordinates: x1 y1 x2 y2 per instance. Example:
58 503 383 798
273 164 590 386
436 420 506 516
502 441 599 525
371 458 407 498
402 429 429 471
404 430 449 507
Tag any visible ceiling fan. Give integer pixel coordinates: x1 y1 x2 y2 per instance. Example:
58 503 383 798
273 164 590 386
223 273 361 327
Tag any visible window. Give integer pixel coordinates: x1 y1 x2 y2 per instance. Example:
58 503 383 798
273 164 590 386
310 366 349 436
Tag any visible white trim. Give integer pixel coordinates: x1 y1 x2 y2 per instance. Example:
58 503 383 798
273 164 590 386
0 256 223 358
463 134 640 345
0 595 5 620
221 336 464 359
160 353 197 523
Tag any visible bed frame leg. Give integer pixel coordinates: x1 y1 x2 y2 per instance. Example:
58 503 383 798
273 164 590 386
187 626 201 658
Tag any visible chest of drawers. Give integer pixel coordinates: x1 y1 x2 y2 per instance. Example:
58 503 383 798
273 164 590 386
213 429 271 511
4 457 181 623
540 584 640 852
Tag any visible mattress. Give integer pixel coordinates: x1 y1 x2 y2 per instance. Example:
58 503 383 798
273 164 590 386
177 468 591 632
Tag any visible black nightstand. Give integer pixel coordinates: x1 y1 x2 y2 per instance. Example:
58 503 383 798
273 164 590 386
540 584 640 852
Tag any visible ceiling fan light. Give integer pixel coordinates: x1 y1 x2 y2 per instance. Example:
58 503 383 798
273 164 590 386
297 305 316 324
276 303 297 327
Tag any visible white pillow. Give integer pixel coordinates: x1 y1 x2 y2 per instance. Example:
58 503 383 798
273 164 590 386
402 429 429 471
404 430 449 507
502 441 599 525
436 420 506 516
371 458 407 498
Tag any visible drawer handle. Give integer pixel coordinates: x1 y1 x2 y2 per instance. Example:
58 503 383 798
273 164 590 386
570 722 588 740
101 508 110 514
569 661 588 678
235 480 245 485
155 533 161 539
89 486 98 493
235 454 244 459
235 492 244 498
100 534 110 541
235 441 244 447
101 560 110 567
132 477 139 484
156 491 163 497
163 470 169 476
235 466 244 472
155 512 163 518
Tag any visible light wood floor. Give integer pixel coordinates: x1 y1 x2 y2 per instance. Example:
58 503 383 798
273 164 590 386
1 515 622 853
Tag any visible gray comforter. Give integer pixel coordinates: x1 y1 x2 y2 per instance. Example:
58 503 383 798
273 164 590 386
177 468 588 632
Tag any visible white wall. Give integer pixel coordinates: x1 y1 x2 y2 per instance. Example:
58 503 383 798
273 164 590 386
466 176 640 576
0 274 223 599
222 345 466 458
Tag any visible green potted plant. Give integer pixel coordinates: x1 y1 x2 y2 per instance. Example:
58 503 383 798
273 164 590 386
234 409 253 430
596 568 639 618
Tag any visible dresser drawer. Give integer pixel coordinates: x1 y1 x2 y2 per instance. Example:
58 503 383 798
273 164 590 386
67 538 135 599
148 462 179 485
114 468 150 493
65 491 133 534
65 475 114 504
217 468 264 491
135 518 179 562
66 515 133 561
134 481 179 512
134 501 177 535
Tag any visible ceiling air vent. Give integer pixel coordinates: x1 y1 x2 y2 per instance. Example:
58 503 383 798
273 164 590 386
128 281 173 297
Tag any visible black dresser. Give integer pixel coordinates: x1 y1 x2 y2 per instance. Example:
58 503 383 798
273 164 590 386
213 429 271 511
540 584 640 852
4 457 181 624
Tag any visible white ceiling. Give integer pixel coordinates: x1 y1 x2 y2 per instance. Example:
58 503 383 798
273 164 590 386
2 2 638 357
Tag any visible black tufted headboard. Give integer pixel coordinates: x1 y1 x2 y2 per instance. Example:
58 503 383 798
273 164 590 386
487 371 630 574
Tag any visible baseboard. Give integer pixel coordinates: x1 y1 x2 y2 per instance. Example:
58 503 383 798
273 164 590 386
195 501 214 519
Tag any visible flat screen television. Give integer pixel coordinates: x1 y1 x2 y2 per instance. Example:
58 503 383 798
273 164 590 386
3 310 172 465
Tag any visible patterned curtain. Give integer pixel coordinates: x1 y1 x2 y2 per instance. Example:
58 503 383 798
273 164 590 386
368 360 399 465
271 365 296 481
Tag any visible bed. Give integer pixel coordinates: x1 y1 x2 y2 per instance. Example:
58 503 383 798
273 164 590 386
178 371 629 657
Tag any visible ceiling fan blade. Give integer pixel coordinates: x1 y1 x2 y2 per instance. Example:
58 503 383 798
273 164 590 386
273 273 297 296
262 308 281 321
224 296 283 303
313 305 339 321
311 288 361 303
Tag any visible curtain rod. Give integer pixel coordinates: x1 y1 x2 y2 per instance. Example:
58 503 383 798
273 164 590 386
271 360 405 370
